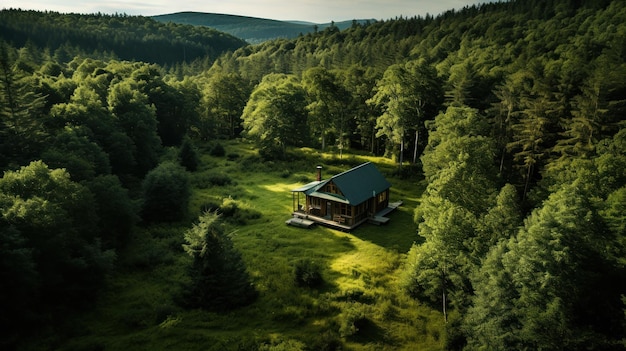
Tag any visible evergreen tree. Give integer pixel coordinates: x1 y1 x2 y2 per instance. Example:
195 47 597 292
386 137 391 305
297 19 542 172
182 211 256 310
465 182 625 350
179 137 199 172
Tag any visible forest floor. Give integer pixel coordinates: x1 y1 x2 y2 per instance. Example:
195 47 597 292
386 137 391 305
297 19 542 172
42 140 445 351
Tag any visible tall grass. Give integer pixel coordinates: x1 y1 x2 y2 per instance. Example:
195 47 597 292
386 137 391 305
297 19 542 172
43 141 445 351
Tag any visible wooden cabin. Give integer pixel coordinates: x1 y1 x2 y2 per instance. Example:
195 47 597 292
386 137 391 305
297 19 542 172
290 162 399 230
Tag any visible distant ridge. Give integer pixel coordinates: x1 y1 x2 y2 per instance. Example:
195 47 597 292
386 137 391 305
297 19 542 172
152 12 375 44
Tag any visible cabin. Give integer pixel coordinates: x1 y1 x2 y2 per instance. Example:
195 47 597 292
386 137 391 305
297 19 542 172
289 162 401 230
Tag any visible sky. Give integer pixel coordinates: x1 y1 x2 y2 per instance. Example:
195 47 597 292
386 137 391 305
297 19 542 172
2 0 495 23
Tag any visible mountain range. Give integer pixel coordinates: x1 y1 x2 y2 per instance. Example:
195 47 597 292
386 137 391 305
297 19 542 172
152 12 375 44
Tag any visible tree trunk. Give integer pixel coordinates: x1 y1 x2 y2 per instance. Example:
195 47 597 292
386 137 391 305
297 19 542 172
399 138 404 168
413 129 419 164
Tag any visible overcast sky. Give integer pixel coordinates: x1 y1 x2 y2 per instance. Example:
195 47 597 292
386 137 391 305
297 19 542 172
2 0 496 23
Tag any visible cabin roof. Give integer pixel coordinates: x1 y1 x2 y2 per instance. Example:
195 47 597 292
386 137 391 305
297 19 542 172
293 162 391 205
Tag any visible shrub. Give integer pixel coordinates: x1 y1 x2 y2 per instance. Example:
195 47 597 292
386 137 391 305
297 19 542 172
308 331 343 351
179 138 199 172
200 201 221 213
209 142 226 157
339 303 369 338
207 173 233 186
141 161 190 223
294 259 324 288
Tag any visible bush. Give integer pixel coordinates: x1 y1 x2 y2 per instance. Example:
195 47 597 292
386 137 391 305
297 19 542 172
209 142 226 157
294 259 324 288
259 143 285 161
200 201 221 213
207 173 233 186
179 138 199 172
308 331 343 351
339 304 369 338
216 197 262 224
141 161 190 223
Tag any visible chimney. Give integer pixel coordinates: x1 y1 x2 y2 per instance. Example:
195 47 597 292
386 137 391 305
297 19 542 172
316 165 322 181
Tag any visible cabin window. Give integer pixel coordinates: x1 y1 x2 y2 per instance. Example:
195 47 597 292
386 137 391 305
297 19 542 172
310 197 321 209
378 191 387 203
339 204 351 216
326 183 338 194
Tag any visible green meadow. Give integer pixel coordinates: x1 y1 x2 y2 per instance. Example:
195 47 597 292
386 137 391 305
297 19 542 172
54 140 445 351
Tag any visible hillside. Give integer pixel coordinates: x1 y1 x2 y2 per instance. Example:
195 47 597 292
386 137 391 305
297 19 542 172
0 9 247 65
152 12 375 43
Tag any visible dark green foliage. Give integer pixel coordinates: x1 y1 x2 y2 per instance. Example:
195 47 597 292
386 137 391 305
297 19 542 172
0 9 247 66
182 212 257 311
84 175 138 249
465 184 625 350
141 161 190 223
209 142 226 157
1 1 626 348
294 258 324 288
179 138 199 172
0 161 115 345
207 173 233 186
0 223 38 349
41 127 111 181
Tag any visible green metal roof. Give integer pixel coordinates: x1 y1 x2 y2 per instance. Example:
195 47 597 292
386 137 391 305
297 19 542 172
293 162 391 205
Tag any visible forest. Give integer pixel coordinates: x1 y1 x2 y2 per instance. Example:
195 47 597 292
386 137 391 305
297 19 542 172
1 0 625 350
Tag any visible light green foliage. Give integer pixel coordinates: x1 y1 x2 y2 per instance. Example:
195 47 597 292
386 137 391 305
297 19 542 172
406 106 499 315
473 184 522 257
302 66 350 150
368 60 443 163
198 71 251 139
241 73 309 157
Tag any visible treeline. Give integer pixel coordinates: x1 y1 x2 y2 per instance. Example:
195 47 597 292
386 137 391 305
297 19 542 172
1 0 626 348
0 9 247 66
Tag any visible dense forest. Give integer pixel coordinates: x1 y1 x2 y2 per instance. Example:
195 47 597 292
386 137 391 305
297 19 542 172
152 12 373 44
0 9 247 66
1 0 626 349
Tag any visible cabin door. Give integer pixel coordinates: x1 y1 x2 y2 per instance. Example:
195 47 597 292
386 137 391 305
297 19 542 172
326 202 332 219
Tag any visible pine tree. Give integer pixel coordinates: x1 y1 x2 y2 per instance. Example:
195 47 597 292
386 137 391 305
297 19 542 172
182 212 257 311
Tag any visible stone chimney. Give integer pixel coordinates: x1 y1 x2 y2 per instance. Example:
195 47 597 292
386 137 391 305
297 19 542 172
316 165 322 181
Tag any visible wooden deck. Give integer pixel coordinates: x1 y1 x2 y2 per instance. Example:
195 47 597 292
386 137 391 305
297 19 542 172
285 217 316 228
376 200 403 217
289 200 403 231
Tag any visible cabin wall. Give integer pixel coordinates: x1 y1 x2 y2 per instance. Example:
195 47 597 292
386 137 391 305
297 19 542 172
304 187 390 226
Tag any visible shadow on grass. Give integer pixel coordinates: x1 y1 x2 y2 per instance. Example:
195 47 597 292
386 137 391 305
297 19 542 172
348 317 392 345
351 210 421 253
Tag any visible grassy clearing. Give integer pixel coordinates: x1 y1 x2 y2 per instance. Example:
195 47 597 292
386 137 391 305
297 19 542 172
48 140 445 351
